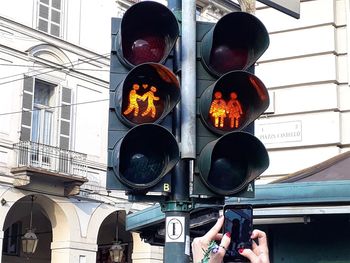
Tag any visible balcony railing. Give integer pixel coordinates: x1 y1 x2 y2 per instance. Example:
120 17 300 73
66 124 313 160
13 141 87 178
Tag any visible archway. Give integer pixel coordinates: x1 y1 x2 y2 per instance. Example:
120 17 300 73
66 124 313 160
2 195 52 262
1 193 73 263
96 211 133 263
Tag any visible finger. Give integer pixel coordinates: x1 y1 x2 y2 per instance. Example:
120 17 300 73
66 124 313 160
209 238 229 263
251 229 268 249
251 239 258 251
219 232 231 251
239 248 259 263
202 216 224 243
213 233 223 241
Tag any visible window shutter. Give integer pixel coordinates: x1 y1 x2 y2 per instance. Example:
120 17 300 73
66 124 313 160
20 76 34 141
59 87 71 150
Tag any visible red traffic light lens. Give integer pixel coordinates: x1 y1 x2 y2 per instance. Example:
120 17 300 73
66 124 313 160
123 32 166 65
201 12 269 77
117 2 179 67
210 45 249 75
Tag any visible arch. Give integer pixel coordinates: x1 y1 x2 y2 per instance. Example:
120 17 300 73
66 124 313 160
86 204 133 262
27 44 73 67
0 190 80 242
85 203 121 242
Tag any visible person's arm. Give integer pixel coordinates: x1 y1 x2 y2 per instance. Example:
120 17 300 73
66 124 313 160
191 216 231 263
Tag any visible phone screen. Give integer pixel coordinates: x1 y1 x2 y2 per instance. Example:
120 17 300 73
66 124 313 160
223 205 253 262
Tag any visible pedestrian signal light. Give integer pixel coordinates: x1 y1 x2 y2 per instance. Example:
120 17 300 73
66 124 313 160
111 124 180 191
114 63 180 127
201 12 269 77
116 1 179 68
197 132 269 196
107 3 180 198
199 71 269 135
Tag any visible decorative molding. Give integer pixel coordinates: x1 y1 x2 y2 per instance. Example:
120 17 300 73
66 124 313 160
27 44 73 67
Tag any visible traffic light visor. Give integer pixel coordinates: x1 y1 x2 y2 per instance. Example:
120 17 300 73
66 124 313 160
117 1 179 67
112 124 179 190
197 132 269 196
114 63 180 127
199 70 269 135
201 12 269 76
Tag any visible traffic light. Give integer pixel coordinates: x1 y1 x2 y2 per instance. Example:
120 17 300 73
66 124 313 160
193 11 270 200
107 1 180 196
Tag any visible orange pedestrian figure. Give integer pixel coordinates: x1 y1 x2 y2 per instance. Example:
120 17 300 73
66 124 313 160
141 86 160 118
226 92 243 128
123 84 143 117
209 91 227 128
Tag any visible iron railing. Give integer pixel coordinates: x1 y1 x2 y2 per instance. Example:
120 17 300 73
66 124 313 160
14 141 87 178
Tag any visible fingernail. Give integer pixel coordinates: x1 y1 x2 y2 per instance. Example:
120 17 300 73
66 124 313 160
238 248 244 254
225 232 231 238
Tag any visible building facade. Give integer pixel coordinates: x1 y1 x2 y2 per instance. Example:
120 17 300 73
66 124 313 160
0 0 139 262
254 0 350 184
0 0 349 262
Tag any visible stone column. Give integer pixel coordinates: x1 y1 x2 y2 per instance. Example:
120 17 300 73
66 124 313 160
51 241 97 263
131 232 163 263
0 230 3 262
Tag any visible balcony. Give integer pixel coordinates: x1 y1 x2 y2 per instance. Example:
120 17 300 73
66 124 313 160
11 141 88 196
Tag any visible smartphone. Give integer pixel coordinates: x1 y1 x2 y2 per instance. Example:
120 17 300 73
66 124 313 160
223 204 253 262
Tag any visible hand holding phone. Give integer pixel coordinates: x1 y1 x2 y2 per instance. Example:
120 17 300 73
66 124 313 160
223 205 253 262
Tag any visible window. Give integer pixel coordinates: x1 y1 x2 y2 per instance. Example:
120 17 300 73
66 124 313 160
31 79 56 146
30 80 56 167
2 222 21 256
37 0 62 37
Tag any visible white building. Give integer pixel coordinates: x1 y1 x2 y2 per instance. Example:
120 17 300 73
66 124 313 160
0 0 348 262
254 0 350 183
0 0 138 262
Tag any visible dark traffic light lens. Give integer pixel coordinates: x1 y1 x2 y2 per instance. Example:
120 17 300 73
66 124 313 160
124 32 166 65
197 132 269 196
121 151 165 185
207 158 247 192
114 124 180 189
210 45 249 75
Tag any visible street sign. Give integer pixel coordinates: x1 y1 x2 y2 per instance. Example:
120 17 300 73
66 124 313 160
258 0 300 19
166 217 185 243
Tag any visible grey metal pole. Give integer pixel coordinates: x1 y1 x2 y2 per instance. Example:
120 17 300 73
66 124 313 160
181 0 197 159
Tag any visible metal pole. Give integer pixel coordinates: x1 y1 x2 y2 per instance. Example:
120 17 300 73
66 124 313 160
163 1 196 262
180 0 196 159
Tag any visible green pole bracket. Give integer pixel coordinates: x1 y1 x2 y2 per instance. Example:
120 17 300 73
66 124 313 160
160 200 194 213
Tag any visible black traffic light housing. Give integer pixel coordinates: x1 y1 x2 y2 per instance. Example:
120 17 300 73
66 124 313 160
201 12 269 77
111 124 179 193
193 12 270 200
197 132 269 196
107 2 180 196
116 1 179 68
